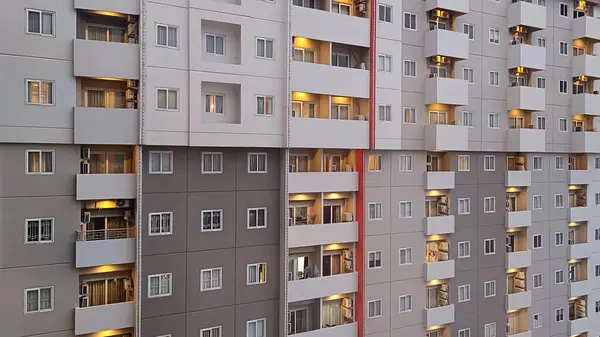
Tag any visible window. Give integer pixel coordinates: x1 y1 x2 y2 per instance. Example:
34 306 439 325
368 251 382 269
398 295 412 312
25 218 53 243
555 308 564 322
555 232 564 246
200 268 222 291
248 153 267 173
458 284 471 302
256 96 274 116
536 77 546 88
484 281 496 297
202 210 222 232
596 157 600 169
458 155 471 171
157 88 178 111
462 111 473 127
533 313 542 328
463 68 474 84
555 194 564 208
533 274 543 289
595 265 600 277
378 4 392 22
403 60 416 77
484 155 495 171
458 241 471 258
555 156 564 170
399 248 412 265
533 234 542 249
533 195 542 210
488 28 499 44
247 319 266 337
378 105 392 122
484 238 496 255
596 228 600 241
202 152 223 173
596 300 600 313
399 155 412 172
399 201 412 218
596 193 600 205
369 155 382 172
247 263 267 285
331 53 349 67
463 23 474 40
559 80 568 94
26 9 54 36
149 212 173 236
555 269 564 284
256 38 274 59
26 79 54 105
558 118 568 132
157 24 178 48
149 151 173 174
458 198 471 215
201 326 222 337
205 93 224 114
488 113 499 128
403 107 416 124
368 202 383 220
205 33 224 55
484 323 496 337
488 71 499 86
537 37 546 48
458 329 470 337
533 156 542 170
148 273 172 298
484 197 495 213
403 12 416 30
247 208 267 229
368 300 382 318
378 54 392 72
25 286 53 313
331 1 351 14
559 3 568 17
26 150 54 174
536 116 546 130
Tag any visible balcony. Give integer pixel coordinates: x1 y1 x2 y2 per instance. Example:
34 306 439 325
569 317 591 336
288 272 358 302
568 170 592 185
74 107 139 145
291 6 369 47
75 301 135 335
507 0 546 30
293 322 358 337
424 29 469 60
425 0 469 14
424 124 469 151
572 16 600 41
573 55 600 79
75 228 136 268
506 250 531 269
76 174 137 200
507 43 545 71
508 332 531 337
425 77 468 106
289 172 358 193
425 216 455 236
74 39 140 80
507 291 532 311
288 221 358 248
291 62 369 99
424 304 455 328
506 210 532 228
507 86 545 111
289 118 369 149
568 242 591 260
505 170 531 187
572 131 600 153
506 128 545 153
569 280 593 298
74 0 139 15
572 93 600 116
425 171 455 190
424 259 455 281
569 206 593 222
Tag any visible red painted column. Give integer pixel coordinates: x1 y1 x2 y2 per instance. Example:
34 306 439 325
355 149 365 337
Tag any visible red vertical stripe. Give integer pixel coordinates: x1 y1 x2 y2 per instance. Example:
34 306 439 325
355 149 365 337
368 0 377 150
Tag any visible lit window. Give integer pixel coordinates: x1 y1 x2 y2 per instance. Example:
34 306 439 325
26 150 54 174
247 263 267 284
26 79 54 105
369 155 382 172
205 93 224 114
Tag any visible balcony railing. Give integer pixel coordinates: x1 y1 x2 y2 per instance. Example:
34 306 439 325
76 228 136 241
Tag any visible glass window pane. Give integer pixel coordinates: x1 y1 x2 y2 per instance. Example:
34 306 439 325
161 153 171 171
266 40 274 58
39 288 52 310
157 89 167 109
167 27 177 47
157 26 167 46
42 151 53 172
28 81 39 104
215 95 224 114
41 13 53 35
28 11 40 33
168 90 177 110
257 39 265 57
27 290 38 312
216 36 224 54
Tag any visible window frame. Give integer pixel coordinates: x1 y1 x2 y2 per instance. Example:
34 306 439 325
533 313 542 328
378 104 392 122
555 156 564 170
458 155 471 171
24 218 55 244
558 118 568 132
246 318 267 337
403 59 417 77
367 299 383 318
377 54 392 72
398 294 412 312
488 28 500 44
555 308 564 322
403 107 416 124
25 9 55 37
462 111 474 127
201 209 223 232
246 263 267 285
368 250 383 269
463 23 474 40
247 207 267 229
488 70 499 86
24 286 54 314
458 241 471 258
559 41 568 56
248 153 268 173
255 37 275 59
398 247 413 265
399 201 413 218
368 202 383 220
200 267 223 291
368 155 382 172
148 273 173 298
533 195 543 210
256 95 274 116
533 273 543 289
555 194 564 208
484 155 496 171
205 92 225 114
458 284 471 302
378 4 393 23
25 79 55 106
559 80 568 94
25 149 55 175
533 234 542 249
458 198 471 215
483 197 496 213
484 322 496 337
399 154 413 172
204 33 225 55
156 24 179 48
559 3 569 17
403 12 416 30
201 152 224 174
555 269 564 284
483 280 496 298
484 238 496 255
200 326 222 337
488 113 499 128
149 151 173 174
148 212 174 236
156 87 179 111
555 232 564 246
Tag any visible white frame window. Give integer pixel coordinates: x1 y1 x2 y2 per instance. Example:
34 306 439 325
368 202 383 220
247 207 267 229
399 155 412 172
555 232 564 246
489 71 499 86
533 234 542 249
157 88 178 111
458 155 471 171
156 24 178 48
403 107 416 124
458 329 471 337
202 152 223 174
398 294 412 312
368 251 382 269
533 274 543 289
559 41 568 55
247 319 266 337
484 323 496 337
256 37 274 59
399 201 412 218
596 228 600 240
559 80 568 94
26 149 55 175
24 286 54 313
484 238 496 255
555 269 564 284
204 33 224 55
558 118 568 132
256 95 274 116
399 247 413 265
367 299 383 318
533 195 543 210
536 76 546 88
149 212 173 236
200 268 222 291
25 218 54 244
369 154 382 172
488 28 499 44
533 156 542 170
248 153 268 173
458 241 471 258
26 9 55 36
463 23 474 40
458 284 471 302
378 104 392 122
484 280 496 298
559 3 568 17
403 12 416 30
403 60 416 77
536 116 546 130
378 54 392 72
484 155 495 171
484 197 495 213
205 93 224 114
26 79 54 106
488 113 499 128
149 151 173 174
555 308 564 322
148 273 172 298
555 194 564 208
201 326 222 337
555 156 564 170
458 198 471 215
378 4 392 23
247 263 267 285
462 111 474 127
537 37 546 48
533 313 542 328
201 210 223 232
463 68 474 84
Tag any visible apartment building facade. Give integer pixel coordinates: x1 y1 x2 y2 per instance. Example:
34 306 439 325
2 0 600 337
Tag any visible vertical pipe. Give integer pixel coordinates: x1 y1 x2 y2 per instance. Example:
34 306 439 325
355 149 365 337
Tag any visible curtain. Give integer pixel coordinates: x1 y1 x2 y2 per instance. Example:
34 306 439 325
167 27 177 47
87 90 106 108
28 81 39 104
110 28 126 43
26 290 38 312
41 13 53 35
248 265 257 283
168 90 177 110
161 153 171 172
150 214 160 234
257 39 265 57
257 97 265 115
106 91 126 108
28 11 40 33
149 276 159 296
88 280 106 306
107 153 125 173
41 82 53 104
88 26 107 41
202 270 212 289
106 278 126 304
157 89 167 109
156 26 167 46
151 152 162 172
89 153 106 173
159 274 170 294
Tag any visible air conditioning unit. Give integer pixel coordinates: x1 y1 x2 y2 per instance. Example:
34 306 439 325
81 147 91 160
429 73 438 78
116 199 130 208
82 212 91 223
80 161 89 174
124 210 132 220
79 283 88 296
79 296 89 308
359 62 366 70
575 126 584 132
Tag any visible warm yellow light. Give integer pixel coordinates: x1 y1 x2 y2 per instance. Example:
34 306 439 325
427 279 442 286
90 10 128 18
325 193 344 200
507 269 518 273
88 265 123 274
324 244 343 251
294 37 309 47
507 309 519 313
95 77 125 81
426 325 442 331
289 194 313 201
569 222 579 227
506 187 521 193
427 234 444 241
324 294 344 301
568 259 579 264
331 96 351 104
95 200 117 209
569 185 579 190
